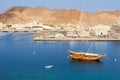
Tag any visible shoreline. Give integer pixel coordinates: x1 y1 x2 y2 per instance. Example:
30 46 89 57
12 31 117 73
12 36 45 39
33 37 120 41
1 31 120 41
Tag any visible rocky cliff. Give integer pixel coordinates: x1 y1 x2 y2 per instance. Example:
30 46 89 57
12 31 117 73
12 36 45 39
0 6 120 26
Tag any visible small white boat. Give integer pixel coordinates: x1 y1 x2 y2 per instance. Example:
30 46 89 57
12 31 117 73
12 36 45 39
44 65 53 69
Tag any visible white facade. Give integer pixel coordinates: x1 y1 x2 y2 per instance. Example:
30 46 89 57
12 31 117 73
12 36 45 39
114 16 120 25
42 25 54 30
0 23 3 29
93 24 111 36
0 23 7 29
55 33 65 38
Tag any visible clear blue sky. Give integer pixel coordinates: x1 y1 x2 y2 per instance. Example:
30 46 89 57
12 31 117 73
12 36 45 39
0 0 120 13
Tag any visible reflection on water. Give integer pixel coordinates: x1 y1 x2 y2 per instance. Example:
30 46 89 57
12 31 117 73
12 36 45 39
0 32 14 36
69 58 102 64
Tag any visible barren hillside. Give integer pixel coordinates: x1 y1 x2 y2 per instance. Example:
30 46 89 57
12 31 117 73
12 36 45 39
0 6 120 26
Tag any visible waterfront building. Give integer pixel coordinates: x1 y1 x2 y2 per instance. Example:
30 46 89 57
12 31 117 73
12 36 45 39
114 16 120 26
0 23 7 29
93 24 111 37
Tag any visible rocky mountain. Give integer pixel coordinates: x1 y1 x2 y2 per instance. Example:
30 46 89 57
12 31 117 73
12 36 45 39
0 6 120 26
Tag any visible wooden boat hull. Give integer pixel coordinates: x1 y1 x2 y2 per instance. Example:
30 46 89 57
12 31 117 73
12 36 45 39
68 51 105 61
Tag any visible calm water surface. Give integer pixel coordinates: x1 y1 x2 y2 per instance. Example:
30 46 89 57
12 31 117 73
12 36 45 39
0 32 120 80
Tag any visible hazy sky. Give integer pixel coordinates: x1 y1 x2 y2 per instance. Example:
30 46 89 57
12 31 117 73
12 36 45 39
0 0 120 13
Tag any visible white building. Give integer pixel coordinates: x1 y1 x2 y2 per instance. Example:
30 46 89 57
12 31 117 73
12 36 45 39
0 23 7 29
0 23 3 29
93 24 111 36
42 25 54 30
114 16 120 25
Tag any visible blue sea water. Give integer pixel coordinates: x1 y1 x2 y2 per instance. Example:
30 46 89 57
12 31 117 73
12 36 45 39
0 32 120 80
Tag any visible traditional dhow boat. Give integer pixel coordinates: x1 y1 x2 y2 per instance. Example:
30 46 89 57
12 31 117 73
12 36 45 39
68 51 106 61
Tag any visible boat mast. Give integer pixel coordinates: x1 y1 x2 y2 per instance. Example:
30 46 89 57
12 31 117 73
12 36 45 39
87 42 93 53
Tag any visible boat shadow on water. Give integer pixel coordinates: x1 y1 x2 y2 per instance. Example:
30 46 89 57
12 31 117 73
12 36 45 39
69 58 103 65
